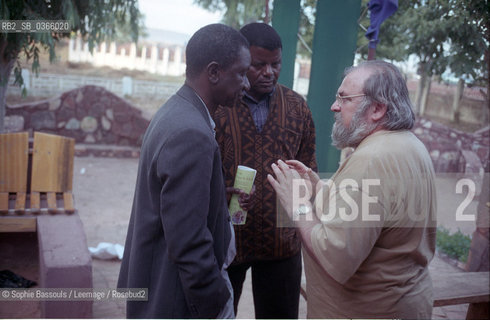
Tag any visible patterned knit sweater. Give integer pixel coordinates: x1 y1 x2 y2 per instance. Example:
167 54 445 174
214 84 317 264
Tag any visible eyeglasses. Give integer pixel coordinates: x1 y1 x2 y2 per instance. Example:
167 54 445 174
335 93 366 107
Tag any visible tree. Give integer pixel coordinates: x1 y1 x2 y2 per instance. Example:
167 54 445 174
296 0 316 57
356 0 412 62
193 0 317 57
193 0 267 29
195 0 488 120
0 0 141 133
360 0 488 117
114 10 147 44
357 0 452 113
448 0 489 123
401 0 488 117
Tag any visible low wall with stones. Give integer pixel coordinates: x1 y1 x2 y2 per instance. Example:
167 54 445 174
5 86 489 174
413 118 489 174
5 86 150 149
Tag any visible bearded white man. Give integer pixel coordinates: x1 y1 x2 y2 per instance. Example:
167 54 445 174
268 60 437 319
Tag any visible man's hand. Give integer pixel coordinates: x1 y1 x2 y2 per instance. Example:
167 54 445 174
226 185 256 211
285 160 320 188
267 160 312 219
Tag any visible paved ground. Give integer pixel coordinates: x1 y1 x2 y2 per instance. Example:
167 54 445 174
68 156 479 319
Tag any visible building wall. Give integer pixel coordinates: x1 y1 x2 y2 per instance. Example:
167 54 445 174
68 38 186 77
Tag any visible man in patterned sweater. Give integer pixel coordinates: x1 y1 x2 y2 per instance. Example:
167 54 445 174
214 22 317 319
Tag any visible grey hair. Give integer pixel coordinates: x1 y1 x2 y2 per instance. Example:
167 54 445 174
345 60 415 130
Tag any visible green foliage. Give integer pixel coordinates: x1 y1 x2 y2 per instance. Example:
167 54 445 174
114 10 147 44
447 0 489 84
368 0 488 85
357 0 413 62
193 0 317 57
0 0 141 85
297 0 316 57
436 227 472 263
0 0 141 132
193 0 266 29
194 0 488 86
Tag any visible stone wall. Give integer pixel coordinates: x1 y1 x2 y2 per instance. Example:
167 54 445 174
406 80 487 126
5 86 150 148
5 85 489 174
413 118 489 174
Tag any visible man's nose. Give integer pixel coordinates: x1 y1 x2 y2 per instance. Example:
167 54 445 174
263 64 273 76
331 100 340 112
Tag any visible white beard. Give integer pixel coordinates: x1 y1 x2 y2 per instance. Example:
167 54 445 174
331 111 377 149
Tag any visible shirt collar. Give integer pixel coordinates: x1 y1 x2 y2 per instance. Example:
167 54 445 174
193 91 216 134
244 86 276 104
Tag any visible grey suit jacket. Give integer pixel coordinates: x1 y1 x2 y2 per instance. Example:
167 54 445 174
118 85 232 318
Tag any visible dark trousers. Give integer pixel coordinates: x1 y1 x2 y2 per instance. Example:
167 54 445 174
227 251 302 319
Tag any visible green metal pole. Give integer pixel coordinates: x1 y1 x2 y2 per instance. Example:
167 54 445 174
271 0 301 89
307 0 361 174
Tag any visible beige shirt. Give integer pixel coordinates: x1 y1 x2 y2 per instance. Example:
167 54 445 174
306 130 437 319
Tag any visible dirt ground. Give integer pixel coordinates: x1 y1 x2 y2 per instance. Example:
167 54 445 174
72 156 305 318
71 155 480 319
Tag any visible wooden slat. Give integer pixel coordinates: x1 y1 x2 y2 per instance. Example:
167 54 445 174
63 192 75 214
46 192 58 214
0 132 29 192
30 192 40 214
432 272 490 307
0 216 36 232
14 192 26 214
31 132 75 193
0 192 8 214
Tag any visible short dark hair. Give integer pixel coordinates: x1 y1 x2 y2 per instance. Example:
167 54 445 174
239 22 282 51
185 24 249 79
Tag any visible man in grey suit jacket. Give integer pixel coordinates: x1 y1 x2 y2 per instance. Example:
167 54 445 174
117 24 251 319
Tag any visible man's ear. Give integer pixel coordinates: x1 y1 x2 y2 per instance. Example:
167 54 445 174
370 102 387 122
206 61 220 84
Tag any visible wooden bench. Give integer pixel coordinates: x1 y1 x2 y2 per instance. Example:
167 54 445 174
300 271 489 319
432 271 489 319
0 132 75 225
0 131 92 318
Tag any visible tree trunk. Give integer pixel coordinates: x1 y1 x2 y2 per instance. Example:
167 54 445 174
419 74 431 116
414 78 422 113
484 48 490 127
484 84 490 127
264 0 270 23
414 62 427 114
414 73 425 114
0 38 17 133
451 78 464 123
